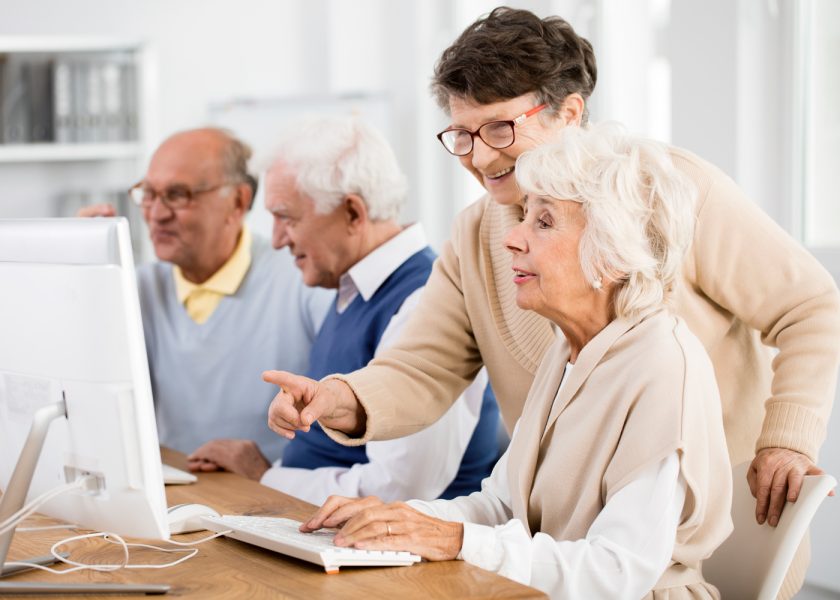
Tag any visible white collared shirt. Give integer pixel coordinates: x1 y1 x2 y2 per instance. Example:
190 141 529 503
261 223 490 504
408 363 687 599
335 222 429 314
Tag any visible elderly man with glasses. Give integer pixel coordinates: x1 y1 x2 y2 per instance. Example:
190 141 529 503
79 127 332 467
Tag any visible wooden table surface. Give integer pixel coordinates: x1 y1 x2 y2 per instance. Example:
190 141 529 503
3 449 545 599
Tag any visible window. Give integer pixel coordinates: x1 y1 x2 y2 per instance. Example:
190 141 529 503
798 0 840 247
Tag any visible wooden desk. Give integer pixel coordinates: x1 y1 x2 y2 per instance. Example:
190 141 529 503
4 449 545 599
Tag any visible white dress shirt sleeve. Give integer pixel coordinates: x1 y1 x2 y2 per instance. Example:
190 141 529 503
260 288 488 505
409 445 686 600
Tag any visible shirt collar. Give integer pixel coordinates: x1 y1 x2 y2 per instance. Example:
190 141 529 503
336 223 428 312
174 225 252 304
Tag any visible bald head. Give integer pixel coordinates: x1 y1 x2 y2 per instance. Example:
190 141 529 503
152 128 254 202
141 128 255 283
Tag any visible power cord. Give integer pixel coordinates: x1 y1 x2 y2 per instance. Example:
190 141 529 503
3 477 232 573
5 532 197 574
0 476 93 536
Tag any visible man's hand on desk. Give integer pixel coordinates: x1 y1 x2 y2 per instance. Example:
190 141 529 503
187 439 270 481
263 371 367 439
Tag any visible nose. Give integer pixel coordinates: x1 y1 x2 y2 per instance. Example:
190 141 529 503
145 195 174 222
470 137 499 171
504 220 527 255
271 218 290 250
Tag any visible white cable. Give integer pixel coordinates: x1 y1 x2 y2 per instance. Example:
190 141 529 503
4 531 199 574
0 476 89 530
165 530 232 546
0 477 92 535
2 476 227 573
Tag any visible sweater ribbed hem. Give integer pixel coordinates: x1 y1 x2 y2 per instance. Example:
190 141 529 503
755 402 826 462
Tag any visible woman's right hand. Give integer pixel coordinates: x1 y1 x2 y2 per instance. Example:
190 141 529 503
300 495 382 532
263 371 367 439
301 495 464 561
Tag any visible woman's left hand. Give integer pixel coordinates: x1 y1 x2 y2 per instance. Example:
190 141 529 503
302 495 464 561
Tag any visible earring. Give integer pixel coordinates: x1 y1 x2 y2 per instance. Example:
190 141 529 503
592 276 602 290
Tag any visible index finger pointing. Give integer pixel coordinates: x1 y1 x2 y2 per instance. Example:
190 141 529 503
262 369 307 391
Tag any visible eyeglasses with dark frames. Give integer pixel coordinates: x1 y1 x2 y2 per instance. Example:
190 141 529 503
128 181 232 210
436 104 548 156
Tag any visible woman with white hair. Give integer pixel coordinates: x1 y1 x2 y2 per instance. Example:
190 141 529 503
298 124 733 600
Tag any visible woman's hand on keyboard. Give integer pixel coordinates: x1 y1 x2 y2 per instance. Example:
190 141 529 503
302 495 464 561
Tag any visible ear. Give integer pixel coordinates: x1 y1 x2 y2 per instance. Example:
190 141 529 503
342 194 368 232
232 182 254 214
559 93 585 127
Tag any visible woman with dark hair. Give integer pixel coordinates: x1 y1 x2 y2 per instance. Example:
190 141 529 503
297 124 733 599
266 8 839 598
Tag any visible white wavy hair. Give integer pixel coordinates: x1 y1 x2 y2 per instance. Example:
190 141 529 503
274 115 406 221
515 122 696 319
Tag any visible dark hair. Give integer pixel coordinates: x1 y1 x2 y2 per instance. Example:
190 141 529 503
217 128 258 210
431 7 597 123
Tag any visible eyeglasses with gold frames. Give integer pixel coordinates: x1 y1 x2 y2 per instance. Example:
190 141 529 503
128 181 231 210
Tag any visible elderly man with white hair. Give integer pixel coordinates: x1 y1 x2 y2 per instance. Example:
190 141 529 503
189 116 500 504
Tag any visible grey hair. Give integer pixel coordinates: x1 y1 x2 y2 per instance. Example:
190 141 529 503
215 128 252 183
515 122 696 319
273 116 406 221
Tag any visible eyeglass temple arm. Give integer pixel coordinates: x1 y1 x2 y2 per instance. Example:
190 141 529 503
513 104 548 125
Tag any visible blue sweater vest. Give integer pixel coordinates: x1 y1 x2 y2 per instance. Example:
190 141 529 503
282 247 499 499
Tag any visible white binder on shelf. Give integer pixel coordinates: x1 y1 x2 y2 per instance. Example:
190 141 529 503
52 59 73 143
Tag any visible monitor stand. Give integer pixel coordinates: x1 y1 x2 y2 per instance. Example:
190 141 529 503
0 399 170 595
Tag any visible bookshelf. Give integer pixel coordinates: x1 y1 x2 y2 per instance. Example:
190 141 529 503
0 36 152 151
0 142 142 162
0 36 155 260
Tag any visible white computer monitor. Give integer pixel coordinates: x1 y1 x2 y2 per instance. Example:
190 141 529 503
0 218 169 542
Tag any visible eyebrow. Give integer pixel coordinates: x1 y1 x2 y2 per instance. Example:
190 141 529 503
524 196 553 209
450 112 506 129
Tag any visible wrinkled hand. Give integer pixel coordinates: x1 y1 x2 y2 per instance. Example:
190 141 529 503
263 371 365 439
748 447 833 527
187 439 270 481
76 203 117 218
301 495 463 561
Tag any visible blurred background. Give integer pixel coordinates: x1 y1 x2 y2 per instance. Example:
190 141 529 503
1 1 838 596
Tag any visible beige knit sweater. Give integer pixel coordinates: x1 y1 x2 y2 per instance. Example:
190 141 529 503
328 145 840 597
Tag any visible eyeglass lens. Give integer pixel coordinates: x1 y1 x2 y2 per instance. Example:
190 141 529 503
440 121 515 156
129 185 192 209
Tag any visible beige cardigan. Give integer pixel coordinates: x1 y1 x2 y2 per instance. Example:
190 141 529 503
330 146 840 466
327 145 840 596
509 311 731 598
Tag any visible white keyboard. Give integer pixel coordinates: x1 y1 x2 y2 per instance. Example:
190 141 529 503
161 463 197 485
202 515 421 574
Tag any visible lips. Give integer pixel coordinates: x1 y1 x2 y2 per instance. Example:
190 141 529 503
150 229 177 243
489 165 514 178
486 165 514 180
512 266 536 285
